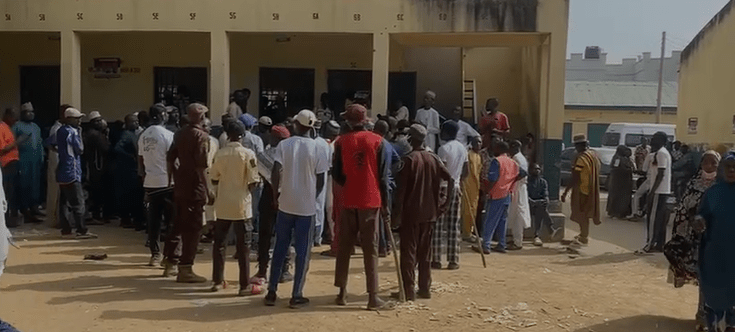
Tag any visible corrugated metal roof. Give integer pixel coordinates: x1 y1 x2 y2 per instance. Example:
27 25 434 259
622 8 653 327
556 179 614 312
565 81 678 108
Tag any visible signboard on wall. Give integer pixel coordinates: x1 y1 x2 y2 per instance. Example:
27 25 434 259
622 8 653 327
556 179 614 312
688 117 698 135
92 57 121 79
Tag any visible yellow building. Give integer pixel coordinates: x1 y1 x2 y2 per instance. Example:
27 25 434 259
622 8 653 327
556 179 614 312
0 0 570 195
564 81 677 147
678 1 735 149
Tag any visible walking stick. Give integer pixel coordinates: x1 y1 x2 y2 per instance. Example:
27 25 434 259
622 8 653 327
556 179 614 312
473 223 487 268
384 214 406 303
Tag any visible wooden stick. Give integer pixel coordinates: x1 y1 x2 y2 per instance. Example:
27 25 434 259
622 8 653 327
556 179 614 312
473 222 487 268
384 215 406 303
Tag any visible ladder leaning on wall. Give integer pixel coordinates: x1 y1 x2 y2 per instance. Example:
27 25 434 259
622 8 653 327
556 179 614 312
463 79 477 124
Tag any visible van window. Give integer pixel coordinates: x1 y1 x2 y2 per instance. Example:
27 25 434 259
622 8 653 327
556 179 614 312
625 134 650 147
624 134 675 147
601 132 620 147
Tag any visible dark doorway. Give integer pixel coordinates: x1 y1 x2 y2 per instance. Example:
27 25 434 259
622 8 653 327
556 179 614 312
153 67 208 114
20 66 60 133
326 70 417 118
327 70 372 114
563 122 573 148
259 67 315 124
388 72 417 118
587 123 610 148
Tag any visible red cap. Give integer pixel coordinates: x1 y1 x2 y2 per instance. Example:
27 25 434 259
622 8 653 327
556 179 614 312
340 104 368 126
271 125 291 139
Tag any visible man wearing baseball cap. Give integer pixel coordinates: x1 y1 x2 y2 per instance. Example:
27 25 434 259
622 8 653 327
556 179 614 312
332 104 391 310
265 110 329 309
57 108 97 239
164 103 215 283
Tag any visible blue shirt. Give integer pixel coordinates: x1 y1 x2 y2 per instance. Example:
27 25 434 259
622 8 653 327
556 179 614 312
382 138 401 191
56 125 83 184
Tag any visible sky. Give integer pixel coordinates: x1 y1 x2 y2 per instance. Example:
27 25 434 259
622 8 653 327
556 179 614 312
567 0 729 63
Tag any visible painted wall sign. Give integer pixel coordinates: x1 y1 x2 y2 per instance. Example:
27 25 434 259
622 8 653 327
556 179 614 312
688 117 698 135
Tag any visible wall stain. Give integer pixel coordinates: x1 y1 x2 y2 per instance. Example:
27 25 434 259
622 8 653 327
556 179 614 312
412 0 537 32
681 0 732 64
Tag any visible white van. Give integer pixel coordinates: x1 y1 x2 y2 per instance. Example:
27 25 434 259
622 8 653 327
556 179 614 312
600 123 676 149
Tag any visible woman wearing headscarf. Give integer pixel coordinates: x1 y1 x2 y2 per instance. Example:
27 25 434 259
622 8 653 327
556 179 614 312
694 151 735 331
664 150 721 331
606 145 635 219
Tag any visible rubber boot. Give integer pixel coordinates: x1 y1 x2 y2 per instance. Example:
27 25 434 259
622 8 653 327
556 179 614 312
177 264 207 283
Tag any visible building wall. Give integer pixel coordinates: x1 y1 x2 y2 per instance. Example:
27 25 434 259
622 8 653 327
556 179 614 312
80 32 210 118
566 51 681 82
678 1 735 147
0 33 61 109
404 47 462 116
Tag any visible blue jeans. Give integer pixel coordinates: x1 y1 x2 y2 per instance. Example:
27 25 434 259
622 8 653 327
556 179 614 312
482 196 510 251
268 211 314 298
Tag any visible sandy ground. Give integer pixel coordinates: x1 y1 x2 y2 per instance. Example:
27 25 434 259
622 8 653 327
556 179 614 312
0 208 699 332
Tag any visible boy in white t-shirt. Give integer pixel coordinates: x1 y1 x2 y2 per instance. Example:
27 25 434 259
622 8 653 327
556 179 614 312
637 132 672 254
264 110 329 309
137 104 175 267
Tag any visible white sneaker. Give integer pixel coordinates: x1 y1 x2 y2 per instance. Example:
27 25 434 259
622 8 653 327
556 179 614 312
76 232 98 240
533 237 543 247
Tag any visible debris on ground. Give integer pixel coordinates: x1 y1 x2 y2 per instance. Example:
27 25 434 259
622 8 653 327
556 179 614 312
83 253 108 260
431 281 469 294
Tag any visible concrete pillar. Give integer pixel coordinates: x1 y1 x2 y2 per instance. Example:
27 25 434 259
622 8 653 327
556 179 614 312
60 30 81 108
210 30 230 124
371 32 390 116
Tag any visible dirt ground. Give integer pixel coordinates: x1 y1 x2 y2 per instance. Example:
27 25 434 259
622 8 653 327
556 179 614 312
0 222 700 332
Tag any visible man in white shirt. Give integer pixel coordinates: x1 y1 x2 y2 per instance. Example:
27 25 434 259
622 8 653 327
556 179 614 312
449 106 480 146
508 140 531 250
264 110 329 309
138 104 175 267
638 131 672 254
393 100 409 122
415 91 441 152
433 121 468 270
313 121 332 247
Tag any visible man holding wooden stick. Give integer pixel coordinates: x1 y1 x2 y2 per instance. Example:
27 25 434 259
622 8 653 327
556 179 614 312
393 124 453 301
332 104 393 310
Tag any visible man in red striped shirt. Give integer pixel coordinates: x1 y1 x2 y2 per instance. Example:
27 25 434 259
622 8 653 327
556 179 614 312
332 104 391 310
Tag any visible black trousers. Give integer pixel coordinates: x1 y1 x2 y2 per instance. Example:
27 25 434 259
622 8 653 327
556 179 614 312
475 191 487 236
531 202 553 238
257 182 291 276
212 220 252 288
646 193 671 250
145 187 173 256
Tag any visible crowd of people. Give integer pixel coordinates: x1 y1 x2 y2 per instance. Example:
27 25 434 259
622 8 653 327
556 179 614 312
2 90 734 330
0 90 557 309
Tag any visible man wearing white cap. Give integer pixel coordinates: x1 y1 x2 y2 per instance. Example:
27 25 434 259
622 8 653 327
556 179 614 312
264 109 329 309
57 108 97 239
415 91 441 152
82 111 109 223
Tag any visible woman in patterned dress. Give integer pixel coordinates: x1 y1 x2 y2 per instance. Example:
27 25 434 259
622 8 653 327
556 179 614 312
664 150 721 331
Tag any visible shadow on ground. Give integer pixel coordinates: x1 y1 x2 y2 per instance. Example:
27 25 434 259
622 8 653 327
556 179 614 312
574 315 694 332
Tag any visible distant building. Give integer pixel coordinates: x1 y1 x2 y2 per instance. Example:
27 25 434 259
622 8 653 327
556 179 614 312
564 47 680 147
567 46 681 82
678 1 735 149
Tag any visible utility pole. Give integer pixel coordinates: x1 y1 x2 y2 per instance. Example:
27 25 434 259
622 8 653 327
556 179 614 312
655 31 666 124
